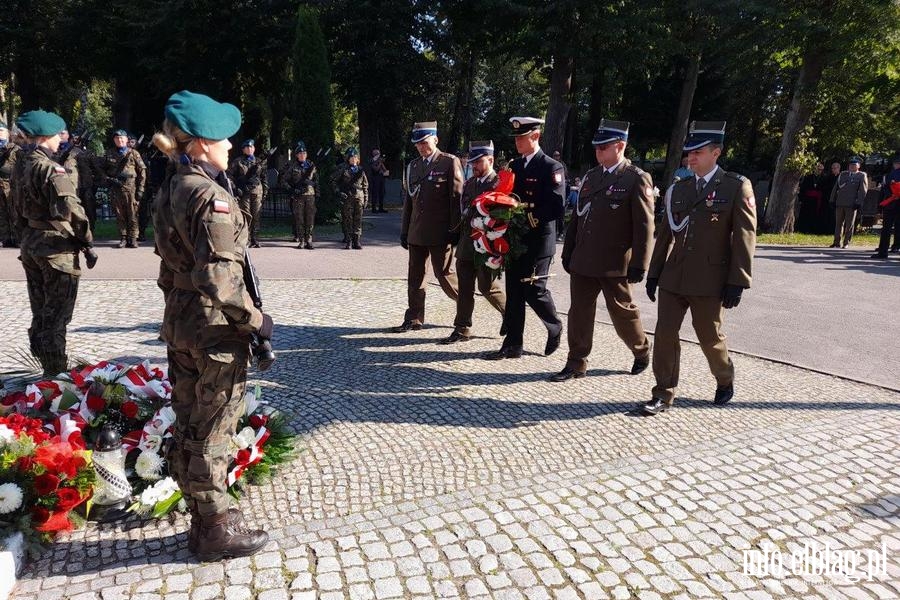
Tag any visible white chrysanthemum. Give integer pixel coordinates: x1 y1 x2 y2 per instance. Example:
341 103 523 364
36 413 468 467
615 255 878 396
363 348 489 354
135 450 165 481
0 424 15 445
137 476 179 505
0 482 24 514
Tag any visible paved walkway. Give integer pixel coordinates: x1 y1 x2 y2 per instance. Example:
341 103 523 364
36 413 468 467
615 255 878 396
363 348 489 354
3 278 899 599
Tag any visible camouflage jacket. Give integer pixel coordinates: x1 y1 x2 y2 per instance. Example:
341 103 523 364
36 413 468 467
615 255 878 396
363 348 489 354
279 159 318 198
332 163 368 202
0 141 19 180
18 146 93 275
154 161 264 351
227 154 264 193
98 147 146 195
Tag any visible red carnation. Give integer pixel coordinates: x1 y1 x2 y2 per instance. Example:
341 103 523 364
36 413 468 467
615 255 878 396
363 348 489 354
121 401 139 419
16 456 34 471
86 394 106 412
236 448 251 465
34 473 61 495
31 506 51 525
55 487 84 512
68 431 86 450
249 414 268 429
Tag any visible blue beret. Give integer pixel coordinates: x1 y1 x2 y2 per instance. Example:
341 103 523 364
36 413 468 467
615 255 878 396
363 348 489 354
15 110 66 137
164 90 241 141
242 139 255 148
294 141 307 153
112 129 128 137
346 147 359 157
849 156 862 164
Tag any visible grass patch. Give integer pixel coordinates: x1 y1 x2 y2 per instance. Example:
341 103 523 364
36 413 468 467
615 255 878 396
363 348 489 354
757 231 880 247
90 219 362 240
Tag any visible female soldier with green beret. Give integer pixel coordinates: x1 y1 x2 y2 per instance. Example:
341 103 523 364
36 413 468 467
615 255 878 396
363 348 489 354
152 90 273 561
16 110 96 377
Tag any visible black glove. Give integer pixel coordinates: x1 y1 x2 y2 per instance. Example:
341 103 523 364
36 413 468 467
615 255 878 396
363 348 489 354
722 284 744 309
258 313 274 340
400 234 409 250
447 231 460 246
646 278 658 302
627 267 645 284
83 247 98 270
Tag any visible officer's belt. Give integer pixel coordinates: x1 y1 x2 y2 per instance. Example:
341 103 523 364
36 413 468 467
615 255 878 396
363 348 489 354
27 219 54 230
172 271 197 292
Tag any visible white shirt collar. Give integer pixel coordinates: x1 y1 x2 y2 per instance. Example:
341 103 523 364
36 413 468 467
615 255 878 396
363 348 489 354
605 159 624 174
696 165 719 185
523 148 540 166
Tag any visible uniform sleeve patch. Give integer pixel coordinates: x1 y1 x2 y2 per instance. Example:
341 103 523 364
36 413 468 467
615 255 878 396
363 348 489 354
213 199 231 213
553 171 563 184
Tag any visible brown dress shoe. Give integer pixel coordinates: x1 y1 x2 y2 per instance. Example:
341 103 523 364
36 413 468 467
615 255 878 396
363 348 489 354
194 511 268 561
484 346 523 360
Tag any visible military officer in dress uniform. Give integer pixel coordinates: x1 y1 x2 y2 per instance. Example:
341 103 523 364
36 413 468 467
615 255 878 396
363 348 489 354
441 141 506 344
641 121 756 416
394 121 463 331
227 139 265 248
486 116 564 360
828 157 868 248
99 129 146 248
552 120 654 380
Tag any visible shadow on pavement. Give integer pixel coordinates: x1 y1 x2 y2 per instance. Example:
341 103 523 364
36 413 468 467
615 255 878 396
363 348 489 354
759 246 900 276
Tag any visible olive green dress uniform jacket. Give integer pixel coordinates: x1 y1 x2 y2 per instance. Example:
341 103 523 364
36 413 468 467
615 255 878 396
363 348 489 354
456 170 499 262
154 162 263 351
562 160 654 277
649 167 756 297
829 171 868 208
401 150 464 246
19 146 93 274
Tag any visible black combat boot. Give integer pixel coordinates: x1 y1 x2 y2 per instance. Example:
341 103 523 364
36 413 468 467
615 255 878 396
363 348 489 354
305 239 314 250
194 511 268 561
352 235 362 250
137 230 147 242
117 237 127 249
344 238 351 249
126 238 138 248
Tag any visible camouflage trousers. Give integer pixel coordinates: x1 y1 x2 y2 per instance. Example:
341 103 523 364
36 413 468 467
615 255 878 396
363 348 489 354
0 179 17 244
342 196 365 237
291 195 316 243
21 254 79 375
167 341 250 517
111 186 139 241
239 186 262 243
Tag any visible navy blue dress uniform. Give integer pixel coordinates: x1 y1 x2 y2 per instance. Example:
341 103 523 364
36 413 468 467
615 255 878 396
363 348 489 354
642 122 756 416
872 155 900 258
487 117 564 359
554 120 654 381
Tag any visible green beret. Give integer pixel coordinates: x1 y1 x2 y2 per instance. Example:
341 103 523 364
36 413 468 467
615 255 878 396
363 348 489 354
164 90 241 141
346 147 359 157
15 110 66 137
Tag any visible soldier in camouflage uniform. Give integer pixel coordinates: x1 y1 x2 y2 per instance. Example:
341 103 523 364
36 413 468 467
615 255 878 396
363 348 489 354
152 90 272 561
0 122 22 247
15 110 97 377
98 129 146 248
333 147 368 249
227 139 265 248
279 141 318 249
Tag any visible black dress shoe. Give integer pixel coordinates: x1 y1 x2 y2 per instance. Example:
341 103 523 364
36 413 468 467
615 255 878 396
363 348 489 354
870 252 888 259
631 355 650 375
391 320 422 333
841 243 849 248
828 243 839 248
439 330 471 345
890 248 900 254
639 397 669 416
484 346 523 360
544 329 562 356
499 321 508 337
713 383 734 405
549 367 585 382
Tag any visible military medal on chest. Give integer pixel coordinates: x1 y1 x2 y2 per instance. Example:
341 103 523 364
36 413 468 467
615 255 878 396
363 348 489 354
705 190 716 208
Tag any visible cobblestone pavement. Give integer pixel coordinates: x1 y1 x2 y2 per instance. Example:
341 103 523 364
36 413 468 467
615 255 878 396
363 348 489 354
2 280 898 599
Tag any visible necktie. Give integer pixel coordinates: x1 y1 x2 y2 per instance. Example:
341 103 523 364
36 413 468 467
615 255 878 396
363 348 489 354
696 178 705 195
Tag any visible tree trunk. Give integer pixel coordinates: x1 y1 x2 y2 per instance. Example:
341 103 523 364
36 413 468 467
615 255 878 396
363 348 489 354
586 67 604 167
662 51 700 187
543 53 574 156
112 79 133 133
764 46 827 233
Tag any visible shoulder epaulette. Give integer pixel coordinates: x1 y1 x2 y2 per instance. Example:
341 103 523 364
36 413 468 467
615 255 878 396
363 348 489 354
625 163 647 176
726 171 748 182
